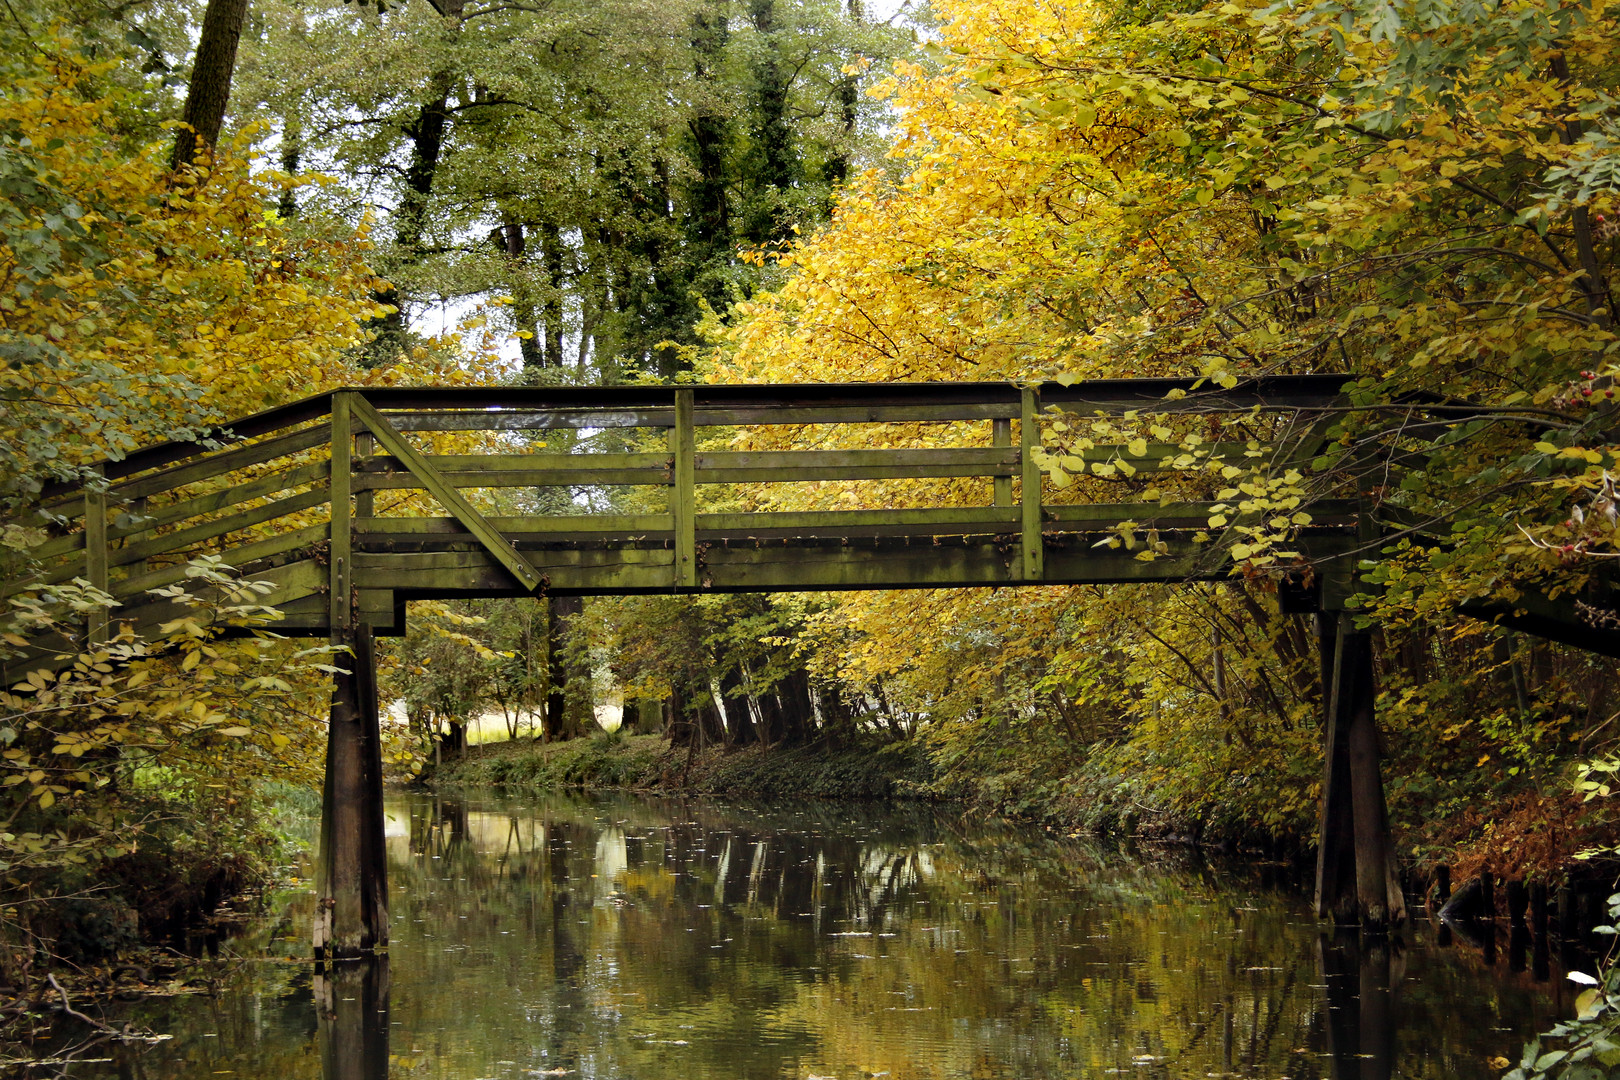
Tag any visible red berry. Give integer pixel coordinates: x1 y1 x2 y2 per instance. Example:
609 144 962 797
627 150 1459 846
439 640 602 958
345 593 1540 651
1584 387 1594 396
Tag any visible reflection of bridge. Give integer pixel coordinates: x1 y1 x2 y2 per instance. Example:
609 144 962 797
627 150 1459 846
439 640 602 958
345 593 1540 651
0 377 1533 953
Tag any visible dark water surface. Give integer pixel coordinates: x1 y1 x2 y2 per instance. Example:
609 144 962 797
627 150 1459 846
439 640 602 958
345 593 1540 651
84 790 1576 1079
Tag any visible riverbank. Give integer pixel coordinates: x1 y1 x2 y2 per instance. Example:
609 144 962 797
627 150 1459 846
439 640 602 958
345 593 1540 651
427 733 1211 846
426 732 1620 890
428 732 936 800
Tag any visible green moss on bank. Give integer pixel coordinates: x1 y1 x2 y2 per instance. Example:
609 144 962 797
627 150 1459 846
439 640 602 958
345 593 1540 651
428 733 934 800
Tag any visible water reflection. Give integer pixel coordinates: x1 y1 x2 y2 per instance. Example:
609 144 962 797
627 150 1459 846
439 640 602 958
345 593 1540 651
316 959 389 1080
1320 933 1399 1080
79 791 1568 1080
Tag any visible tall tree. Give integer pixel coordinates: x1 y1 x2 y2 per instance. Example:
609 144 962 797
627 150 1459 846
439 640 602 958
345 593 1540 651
171 0 252 169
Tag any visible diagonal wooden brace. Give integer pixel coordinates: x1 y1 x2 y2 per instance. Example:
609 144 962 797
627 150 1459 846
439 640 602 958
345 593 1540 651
348 395 546 593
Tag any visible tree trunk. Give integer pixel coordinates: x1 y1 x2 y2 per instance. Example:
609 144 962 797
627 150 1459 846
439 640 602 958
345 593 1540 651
823 1 861 188
719 664 756 745
170 0 250 171
820 685 857 748
748 0 793 192
539 220 567 368
697 689 726 748
687 8 731 252
546 595 592 740
779 667 814 744
278 112 302 218
500 222 546 371
666 686 694 748
367 74 454 364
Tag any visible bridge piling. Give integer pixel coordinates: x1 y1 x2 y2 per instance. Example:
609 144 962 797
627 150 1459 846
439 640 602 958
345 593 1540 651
1315 614 1406 928
315 626 390 958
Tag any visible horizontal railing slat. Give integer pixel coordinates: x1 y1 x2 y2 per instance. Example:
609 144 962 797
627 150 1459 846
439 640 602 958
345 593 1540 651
109 488 331 569
112 462 332 540
113 425 335 502
110 524 329 598
356 514 674 537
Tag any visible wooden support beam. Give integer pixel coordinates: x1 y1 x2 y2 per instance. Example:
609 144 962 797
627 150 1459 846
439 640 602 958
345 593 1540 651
356 627 388 947
354 431 374 520
349 394 543 594
84 471 108 646
1020 387 1044 581
330 394 353 637
1315 613 1405 928
314 625 388 959
673 389 697 589
1315 615 1357 923
993 419 1012 507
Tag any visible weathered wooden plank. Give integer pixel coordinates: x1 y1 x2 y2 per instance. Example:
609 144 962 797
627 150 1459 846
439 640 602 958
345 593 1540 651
993 419 1012 507
110 525 328 598
112 462 331 540
111 424 334 503
353 373 1350 414
0 555 88 600
355 513 673 538
343 533 1355 599
354 432 375 519
1044 498 1362 526
1021 388 1044 580
349 505 1358 552
354 447 1027 488
357 468 664 490
361 452 667 475
698 447 1017 483
85 478 108 645
349 395 544 593
697 507 1017 535
698 448 1015 470
330 394 353 636
391 409 674 432
353 548 678 594
31 375 1352 502
29 529 86 562
107 487 330 570
673 389 696 588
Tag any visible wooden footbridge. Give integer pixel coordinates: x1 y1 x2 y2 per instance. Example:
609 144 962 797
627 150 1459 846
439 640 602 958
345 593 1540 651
0 376 1495 954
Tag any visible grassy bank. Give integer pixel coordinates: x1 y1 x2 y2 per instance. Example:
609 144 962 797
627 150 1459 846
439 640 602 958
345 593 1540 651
429 732 935 801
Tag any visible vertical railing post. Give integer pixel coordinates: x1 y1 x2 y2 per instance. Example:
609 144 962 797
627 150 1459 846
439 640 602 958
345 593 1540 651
129 495 149 579
993 417 1013 508
329 392 353 636
354 429 374 521
84 467 108 646
672 388 696 589
1019 387 1043 581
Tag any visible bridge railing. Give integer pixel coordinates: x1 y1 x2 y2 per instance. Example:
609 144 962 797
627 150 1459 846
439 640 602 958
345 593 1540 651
4 376 1355 648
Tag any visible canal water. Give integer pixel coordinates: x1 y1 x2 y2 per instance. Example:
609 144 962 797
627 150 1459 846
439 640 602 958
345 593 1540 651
84 790 1576 1079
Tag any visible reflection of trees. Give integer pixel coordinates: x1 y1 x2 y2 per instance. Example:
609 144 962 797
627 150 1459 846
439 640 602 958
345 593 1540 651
105 791 1561 1080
